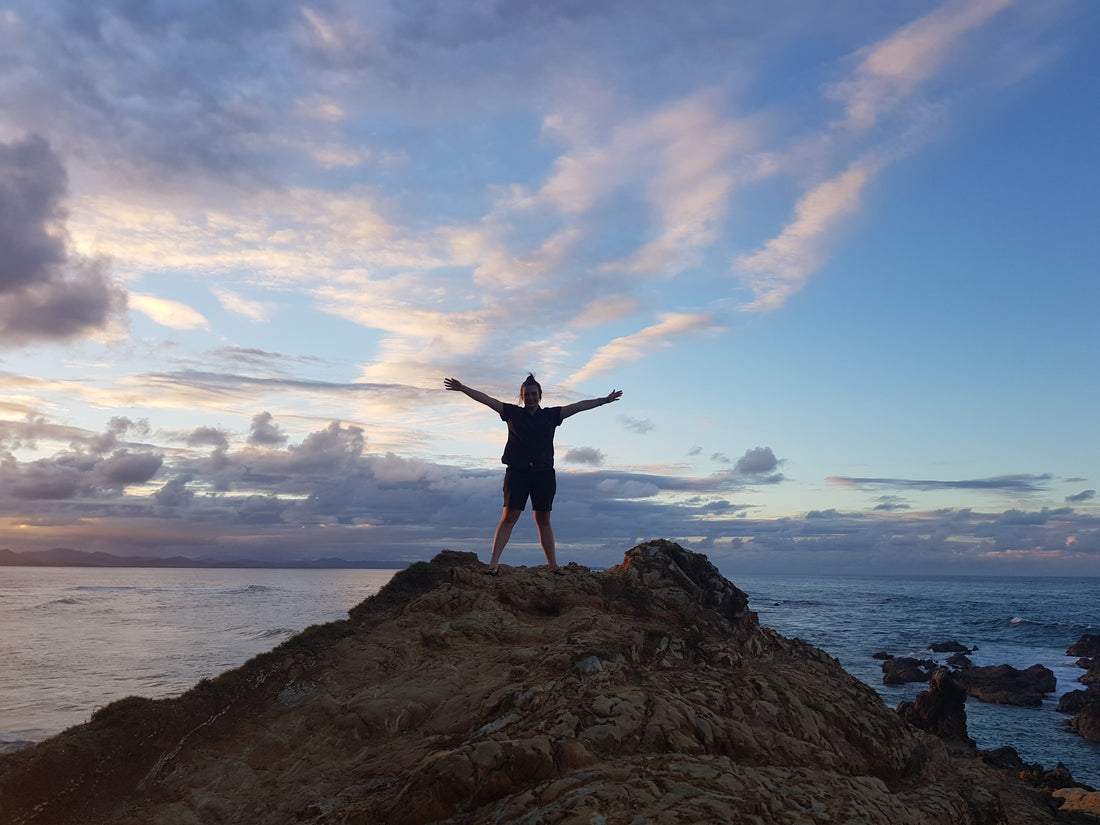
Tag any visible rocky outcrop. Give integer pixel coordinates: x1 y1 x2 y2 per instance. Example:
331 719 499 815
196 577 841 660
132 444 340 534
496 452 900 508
930 641 973 654
0 540 1088 824
1067 634 1100 661
881 656 936 685
896 669 973 748
1054 788 1100 817
1058 686 1100 743
954 663 1057 706
980 747 1080 791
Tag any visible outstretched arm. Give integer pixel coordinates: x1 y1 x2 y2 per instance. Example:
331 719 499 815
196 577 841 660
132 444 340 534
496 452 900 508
561 389 622 420
443 378 505 415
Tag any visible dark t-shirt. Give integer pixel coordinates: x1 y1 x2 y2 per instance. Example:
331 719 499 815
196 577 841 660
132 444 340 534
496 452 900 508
500 404 563 470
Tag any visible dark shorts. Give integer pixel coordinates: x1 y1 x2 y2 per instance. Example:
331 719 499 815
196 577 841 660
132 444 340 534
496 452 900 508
503 467 556 512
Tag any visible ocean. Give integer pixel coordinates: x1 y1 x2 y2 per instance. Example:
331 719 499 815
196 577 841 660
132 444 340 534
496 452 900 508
736 572 1100 786
1 566 1097 786
0 566 397 752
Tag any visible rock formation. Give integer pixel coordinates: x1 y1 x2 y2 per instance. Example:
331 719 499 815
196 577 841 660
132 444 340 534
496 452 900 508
1058 635 1100 744
0 540 1092 824
896 668 973 748
881 656 935 685
954 663 1057 707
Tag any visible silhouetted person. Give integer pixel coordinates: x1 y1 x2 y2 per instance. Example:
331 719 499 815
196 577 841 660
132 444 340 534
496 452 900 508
443 374 622 574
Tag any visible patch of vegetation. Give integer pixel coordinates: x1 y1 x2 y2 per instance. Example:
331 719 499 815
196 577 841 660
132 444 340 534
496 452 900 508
88 695 154 725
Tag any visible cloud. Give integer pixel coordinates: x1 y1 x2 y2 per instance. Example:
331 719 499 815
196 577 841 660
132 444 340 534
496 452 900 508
734 162 875 312
129 293 210 330
187 426 230 451
249 411 288 446
622 417 655 435
0 135 127 347
829 0 1013 130
93 450 164 487
568 313 724 385
595 478 660 499
1067 489 1096 504
213 286 271 322
874 495 911 511
563 447 605 466
734 446 779 475
828 474 1053 493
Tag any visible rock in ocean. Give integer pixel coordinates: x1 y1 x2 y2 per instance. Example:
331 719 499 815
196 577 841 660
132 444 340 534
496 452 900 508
0 540 1087 824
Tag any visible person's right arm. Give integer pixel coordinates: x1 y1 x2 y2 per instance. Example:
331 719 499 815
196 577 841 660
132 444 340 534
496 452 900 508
443 378 505 415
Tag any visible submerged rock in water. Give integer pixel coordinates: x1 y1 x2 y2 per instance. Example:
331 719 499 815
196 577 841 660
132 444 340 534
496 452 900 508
930 640 973 654
0 540 1087 825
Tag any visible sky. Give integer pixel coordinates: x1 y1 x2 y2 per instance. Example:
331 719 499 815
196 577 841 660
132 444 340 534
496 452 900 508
0 0 1097 577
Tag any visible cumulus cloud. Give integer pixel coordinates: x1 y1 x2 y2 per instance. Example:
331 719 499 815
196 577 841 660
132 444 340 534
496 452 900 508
93 450 164 487
187 426 230 451
563 447 605 466
249 411 288 446
734 446 779 475
0 135 126 347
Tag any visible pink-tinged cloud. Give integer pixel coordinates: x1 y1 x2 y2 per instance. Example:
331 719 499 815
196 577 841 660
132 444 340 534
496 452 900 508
567 312 724 385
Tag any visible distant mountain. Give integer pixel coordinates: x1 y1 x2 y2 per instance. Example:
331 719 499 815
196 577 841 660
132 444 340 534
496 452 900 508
0 547 407 569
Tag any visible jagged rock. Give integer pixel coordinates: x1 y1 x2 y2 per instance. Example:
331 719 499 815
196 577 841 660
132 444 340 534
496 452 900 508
1058 686 1100 742
979 747 1082 791
896 669 973 747
947 652 974 668
930 640 973 654
954 663 1056 706
872 651 893 660
0 541 1085 825
1067 634 1100 659
881 656 935 685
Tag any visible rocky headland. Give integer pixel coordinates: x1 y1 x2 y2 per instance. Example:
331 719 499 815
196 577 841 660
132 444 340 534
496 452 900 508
1 540 1096 824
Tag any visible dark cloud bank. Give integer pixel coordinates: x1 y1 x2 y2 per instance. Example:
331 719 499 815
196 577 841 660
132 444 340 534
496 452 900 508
0 135 126 348
2 413 1096 575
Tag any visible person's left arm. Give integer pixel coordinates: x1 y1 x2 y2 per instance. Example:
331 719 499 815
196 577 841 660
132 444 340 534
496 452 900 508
560 389 622 420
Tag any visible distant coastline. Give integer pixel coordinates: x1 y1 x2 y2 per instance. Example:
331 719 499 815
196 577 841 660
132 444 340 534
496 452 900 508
0 547 408 570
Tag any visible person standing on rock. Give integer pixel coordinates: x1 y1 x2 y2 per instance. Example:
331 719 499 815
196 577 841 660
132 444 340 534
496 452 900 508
443 374 622 575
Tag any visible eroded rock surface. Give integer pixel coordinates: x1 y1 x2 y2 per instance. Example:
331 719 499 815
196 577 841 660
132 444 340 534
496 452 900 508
0 540 1086 824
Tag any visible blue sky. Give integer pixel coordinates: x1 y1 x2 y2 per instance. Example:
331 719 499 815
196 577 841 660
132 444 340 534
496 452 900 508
1 0 1097 575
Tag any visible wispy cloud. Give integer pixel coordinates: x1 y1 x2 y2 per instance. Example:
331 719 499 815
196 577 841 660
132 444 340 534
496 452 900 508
213 287 271 323
828 474 1054 493
568 313 724 385
129 293 209 331
829 0 1013 130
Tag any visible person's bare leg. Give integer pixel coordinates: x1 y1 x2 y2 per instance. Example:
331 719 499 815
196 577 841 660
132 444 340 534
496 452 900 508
534 510 558 570
489 508 522 569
